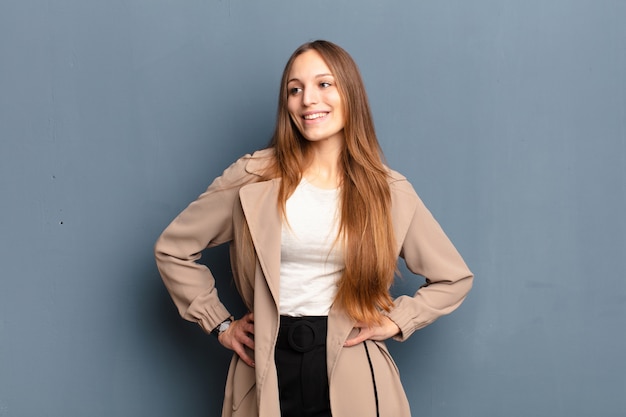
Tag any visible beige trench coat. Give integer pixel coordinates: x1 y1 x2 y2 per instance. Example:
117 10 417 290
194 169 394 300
155 148 473 417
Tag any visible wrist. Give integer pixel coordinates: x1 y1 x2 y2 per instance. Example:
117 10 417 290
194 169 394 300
384 317 400 337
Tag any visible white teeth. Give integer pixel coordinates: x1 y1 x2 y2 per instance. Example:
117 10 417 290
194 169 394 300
303 112 327 120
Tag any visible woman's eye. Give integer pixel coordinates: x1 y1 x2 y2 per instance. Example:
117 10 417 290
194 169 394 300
288 87 302 95
320 82 332 88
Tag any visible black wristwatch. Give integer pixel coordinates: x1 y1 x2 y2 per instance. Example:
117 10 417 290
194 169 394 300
211 318 232 338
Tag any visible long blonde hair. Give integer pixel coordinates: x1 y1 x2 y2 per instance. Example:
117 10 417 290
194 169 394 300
264 40 397 324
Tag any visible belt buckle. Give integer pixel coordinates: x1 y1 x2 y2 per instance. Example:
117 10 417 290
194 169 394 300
287 320 318 353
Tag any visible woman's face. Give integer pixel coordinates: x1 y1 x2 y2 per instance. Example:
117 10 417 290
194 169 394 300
286 50 345 146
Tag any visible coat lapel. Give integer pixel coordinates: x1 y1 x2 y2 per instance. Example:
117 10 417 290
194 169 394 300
238 179 282 306
238 177 284 417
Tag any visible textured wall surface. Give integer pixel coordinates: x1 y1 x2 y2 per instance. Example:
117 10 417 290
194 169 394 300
1 1 625 416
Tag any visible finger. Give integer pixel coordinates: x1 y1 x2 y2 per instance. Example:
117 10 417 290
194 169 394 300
244 312 254 324
344 328 372 347
235 323 254 342
344 333 367 347
244 321 255 335
231 323 255 350
233 344 255 367
239 333 255 350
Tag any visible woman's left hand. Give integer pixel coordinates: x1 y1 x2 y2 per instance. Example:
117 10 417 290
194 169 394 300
343 316 400 347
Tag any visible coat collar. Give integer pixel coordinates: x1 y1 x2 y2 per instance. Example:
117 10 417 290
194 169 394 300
244 148 275 177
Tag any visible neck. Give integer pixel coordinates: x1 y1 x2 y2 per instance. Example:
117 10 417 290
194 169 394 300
303 139 343 189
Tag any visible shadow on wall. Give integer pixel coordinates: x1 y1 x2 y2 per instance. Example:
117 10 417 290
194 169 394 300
138 243 246 414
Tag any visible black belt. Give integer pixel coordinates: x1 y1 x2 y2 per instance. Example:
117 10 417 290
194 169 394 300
276 316 327 353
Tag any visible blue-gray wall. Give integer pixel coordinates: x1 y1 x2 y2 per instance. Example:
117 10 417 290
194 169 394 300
1 1 625 416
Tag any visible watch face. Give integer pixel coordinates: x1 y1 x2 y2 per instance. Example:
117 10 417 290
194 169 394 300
219 321 231 333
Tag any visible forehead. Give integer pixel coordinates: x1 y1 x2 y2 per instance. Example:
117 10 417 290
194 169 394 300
288 50 333 81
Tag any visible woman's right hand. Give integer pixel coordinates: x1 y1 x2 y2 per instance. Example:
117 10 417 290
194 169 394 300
218 312 255 367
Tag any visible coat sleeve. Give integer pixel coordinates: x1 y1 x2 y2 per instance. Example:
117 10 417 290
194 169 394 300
154 154 254 335
386 179 474 341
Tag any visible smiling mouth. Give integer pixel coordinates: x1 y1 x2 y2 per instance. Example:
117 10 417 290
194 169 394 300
303 112 328 120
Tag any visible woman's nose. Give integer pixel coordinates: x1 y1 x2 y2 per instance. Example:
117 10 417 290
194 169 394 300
302 86 319 106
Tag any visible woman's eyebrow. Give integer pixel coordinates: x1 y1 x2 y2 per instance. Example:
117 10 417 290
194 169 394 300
288 73 334 83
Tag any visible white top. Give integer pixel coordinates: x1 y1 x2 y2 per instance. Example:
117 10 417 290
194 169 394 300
279 178 344 316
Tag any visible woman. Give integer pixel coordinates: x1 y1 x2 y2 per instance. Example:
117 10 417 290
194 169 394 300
155 40 473 417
